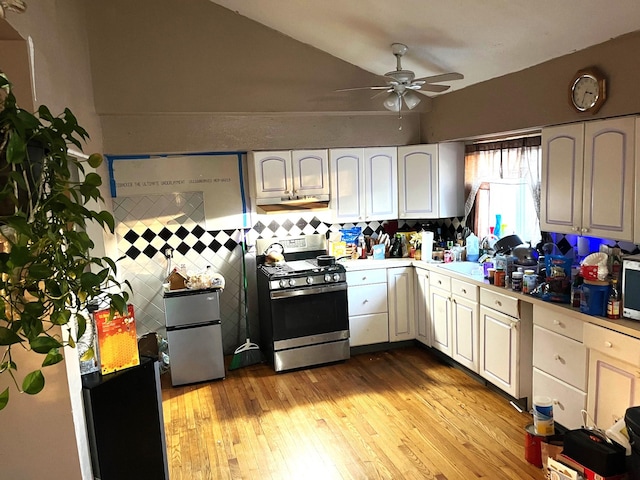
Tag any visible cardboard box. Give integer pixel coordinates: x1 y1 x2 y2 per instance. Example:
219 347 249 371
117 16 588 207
555 454 628 480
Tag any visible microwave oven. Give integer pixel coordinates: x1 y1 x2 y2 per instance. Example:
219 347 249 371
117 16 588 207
622 255 640 320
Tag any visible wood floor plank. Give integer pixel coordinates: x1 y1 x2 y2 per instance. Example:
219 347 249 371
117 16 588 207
162 346 545 479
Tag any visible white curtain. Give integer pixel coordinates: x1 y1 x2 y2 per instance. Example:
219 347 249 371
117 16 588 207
463 137 541 244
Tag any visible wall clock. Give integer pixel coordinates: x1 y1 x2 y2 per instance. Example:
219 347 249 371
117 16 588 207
569 67 606 114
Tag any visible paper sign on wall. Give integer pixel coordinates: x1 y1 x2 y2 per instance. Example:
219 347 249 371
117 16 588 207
109 153 247 230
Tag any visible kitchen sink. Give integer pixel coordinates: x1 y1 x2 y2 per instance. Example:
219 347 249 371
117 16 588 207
437 261 484 277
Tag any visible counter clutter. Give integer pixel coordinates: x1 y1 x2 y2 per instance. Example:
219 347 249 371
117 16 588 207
338 257 640 342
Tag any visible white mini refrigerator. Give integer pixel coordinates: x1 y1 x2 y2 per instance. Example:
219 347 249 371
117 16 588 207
163 288 225 386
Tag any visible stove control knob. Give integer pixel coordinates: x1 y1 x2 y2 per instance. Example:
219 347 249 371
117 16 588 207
324 274 332 282
288 279 296 287
333 273 341 282
279 280 287 288
306 277 313 285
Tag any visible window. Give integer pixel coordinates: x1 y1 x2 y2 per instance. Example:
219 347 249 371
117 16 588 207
464 136 542 247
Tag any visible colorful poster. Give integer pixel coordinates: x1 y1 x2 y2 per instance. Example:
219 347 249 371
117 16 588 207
94 304 140 375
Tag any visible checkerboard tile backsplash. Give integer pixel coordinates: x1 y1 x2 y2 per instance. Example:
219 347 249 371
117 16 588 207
114 193 465 354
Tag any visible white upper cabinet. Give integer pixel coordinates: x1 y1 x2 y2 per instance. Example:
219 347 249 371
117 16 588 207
329 147 397 222
249 149 329 203
291 150 330 198
541 117 635 241
398 143 465 219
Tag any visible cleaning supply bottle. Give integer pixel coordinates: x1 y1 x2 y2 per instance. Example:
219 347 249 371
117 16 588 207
494 214 502 238
466 233 480 262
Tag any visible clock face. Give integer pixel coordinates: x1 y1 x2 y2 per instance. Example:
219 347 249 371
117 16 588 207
571 75 600 111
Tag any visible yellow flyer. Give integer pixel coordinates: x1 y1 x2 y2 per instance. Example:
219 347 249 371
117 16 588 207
94 304 140 374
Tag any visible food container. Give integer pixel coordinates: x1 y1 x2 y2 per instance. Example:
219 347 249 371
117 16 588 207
523 270 537 294
512 271 523 292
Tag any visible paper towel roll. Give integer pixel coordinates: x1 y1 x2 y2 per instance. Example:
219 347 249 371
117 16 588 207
421 231 434 261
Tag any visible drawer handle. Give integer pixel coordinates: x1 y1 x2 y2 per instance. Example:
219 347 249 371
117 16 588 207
554 354 565 364
604 341 613 348
495 300 502 307
553 319 564 327
362 276 367 281
438 280 442 285
461 288 467 294
363 299 368 304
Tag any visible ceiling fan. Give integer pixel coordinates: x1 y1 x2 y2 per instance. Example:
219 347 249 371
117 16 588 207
337 43 464 112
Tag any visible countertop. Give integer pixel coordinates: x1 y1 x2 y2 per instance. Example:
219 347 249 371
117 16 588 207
339 257 640 340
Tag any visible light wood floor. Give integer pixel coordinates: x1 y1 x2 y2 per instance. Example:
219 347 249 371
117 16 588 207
161 346 544 480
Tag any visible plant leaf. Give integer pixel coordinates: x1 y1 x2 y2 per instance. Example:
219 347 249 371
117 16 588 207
87 153 103 168
0 326 23 345
30 335 63 354
80 347 95 362
0 388 8 410
22 370 45 395
42 349 64 367
6 131 26 164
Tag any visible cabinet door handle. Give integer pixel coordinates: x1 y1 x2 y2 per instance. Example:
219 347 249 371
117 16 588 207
362 299 368 304
581 228 589 233
509 321 517 330
571 226 580 232
604 341 613 348
553 319 561 326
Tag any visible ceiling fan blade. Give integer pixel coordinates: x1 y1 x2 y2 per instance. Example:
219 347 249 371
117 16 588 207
371 89 393 99
335 86 390 92
412 83 451 93
414 72 464 84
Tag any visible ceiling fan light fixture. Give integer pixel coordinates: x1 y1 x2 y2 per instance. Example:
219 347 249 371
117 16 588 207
383 92 401 112
403 90 421 110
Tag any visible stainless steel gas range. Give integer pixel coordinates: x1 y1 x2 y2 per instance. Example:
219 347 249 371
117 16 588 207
256 235 349 372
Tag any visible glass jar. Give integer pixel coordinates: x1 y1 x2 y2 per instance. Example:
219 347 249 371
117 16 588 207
512 271 523 292
523 269 537 294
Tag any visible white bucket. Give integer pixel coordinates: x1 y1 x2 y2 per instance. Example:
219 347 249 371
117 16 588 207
532 396 554 436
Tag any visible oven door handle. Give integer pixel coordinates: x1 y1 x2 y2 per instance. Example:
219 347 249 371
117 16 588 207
270 282 347 299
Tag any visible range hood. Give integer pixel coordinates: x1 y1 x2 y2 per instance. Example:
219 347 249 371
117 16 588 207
256 194 330 213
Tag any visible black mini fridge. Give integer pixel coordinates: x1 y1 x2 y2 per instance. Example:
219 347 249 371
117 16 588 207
82 357 169 480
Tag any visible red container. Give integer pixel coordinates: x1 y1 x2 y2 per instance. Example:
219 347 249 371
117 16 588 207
581 265 599 281
525 424 544 468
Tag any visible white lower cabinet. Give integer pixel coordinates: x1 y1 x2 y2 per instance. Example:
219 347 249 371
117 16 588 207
532 305 587 430
414 268 431 346
584 323 640 427
346 269 389 347
451 279 479 373
479 288 532 405
430 271 452 356
387 267 415 341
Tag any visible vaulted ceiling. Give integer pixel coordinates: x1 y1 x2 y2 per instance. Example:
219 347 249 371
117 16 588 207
210 0 640 95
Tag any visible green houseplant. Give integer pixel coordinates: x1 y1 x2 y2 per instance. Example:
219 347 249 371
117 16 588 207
0 74 129 410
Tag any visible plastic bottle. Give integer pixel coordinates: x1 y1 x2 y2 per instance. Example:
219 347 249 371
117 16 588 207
466 233 480 262
494 214 502 238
